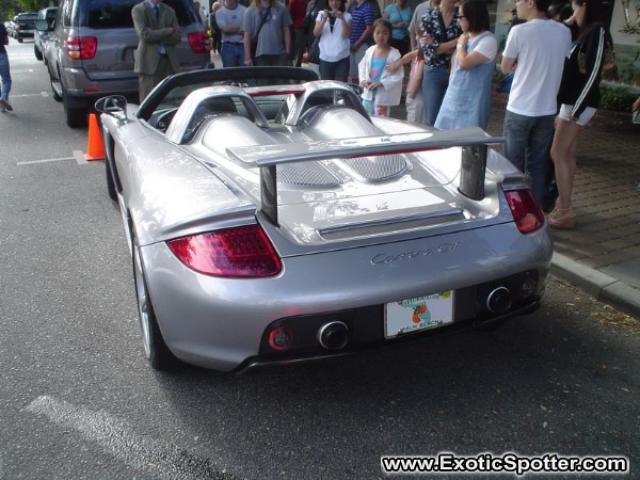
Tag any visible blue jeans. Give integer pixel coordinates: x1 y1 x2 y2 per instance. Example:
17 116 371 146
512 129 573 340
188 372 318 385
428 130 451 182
0 52 11 102
503 110 555 205
220 42 245 68
421 65 448 126
319 57 349 82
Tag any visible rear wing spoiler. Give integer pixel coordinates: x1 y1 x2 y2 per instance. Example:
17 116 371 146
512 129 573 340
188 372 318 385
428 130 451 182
227 127 505 226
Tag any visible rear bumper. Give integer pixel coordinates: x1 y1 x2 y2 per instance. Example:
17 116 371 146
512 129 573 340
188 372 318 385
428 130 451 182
234 299 541 373
16 30 35 38
140 221 553 372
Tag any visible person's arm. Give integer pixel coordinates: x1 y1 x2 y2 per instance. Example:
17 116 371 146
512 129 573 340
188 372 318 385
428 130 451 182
633 97 640 113
132 6 175 43
166 9 181 45
436 37 457 54
500 27 517 74
313 11 327 37
571 27 605 119
352 24 373 51
243 10 253 65
243 31 253 64
456 33 493 70
408 8 419 50
386 48 418 72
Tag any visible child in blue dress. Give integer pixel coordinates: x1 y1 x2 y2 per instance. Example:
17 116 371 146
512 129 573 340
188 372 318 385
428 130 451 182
358 19 403 117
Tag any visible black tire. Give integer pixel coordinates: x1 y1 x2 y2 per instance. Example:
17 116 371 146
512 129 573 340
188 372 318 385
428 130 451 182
105 160 117 201
34 45 43 61
132 236 177 370
17 37 23 43
63 91 88 128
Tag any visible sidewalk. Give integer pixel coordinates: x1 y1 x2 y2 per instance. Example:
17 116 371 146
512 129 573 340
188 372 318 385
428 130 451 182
485 94 640 317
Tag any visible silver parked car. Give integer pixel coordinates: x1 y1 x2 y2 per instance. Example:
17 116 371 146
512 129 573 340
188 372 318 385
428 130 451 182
39 0 210 128
97 67 553 373
34 7 58 61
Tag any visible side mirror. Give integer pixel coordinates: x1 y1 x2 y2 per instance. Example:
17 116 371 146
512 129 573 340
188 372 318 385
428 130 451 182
35 19 51 32
95 95 129 124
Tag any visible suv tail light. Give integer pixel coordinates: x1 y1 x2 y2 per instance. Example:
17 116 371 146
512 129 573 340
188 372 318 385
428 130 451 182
504 190 545 234
187 31 209 54
65 35 97 60
167 224 282 278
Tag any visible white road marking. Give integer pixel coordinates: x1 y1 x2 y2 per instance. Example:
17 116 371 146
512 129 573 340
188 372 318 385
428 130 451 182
17 156 75 166
9 92 50 98
16 151 89 166
73 150 88 165
25 395 238 480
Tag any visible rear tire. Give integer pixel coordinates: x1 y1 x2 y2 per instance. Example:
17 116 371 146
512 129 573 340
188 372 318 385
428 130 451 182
132 236 176 370
17 38 23 43
34 45 43 61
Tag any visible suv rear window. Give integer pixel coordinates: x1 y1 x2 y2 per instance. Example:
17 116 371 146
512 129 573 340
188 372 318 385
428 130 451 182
84 0 196 28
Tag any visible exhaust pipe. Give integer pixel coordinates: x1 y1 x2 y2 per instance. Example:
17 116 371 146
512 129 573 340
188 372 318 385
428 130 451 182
317 321 349 350
486 287 512 314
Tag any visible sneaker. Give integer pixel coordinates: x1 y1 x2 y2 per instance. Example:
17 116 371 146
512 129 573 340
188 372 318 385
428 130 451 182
0 99 13 112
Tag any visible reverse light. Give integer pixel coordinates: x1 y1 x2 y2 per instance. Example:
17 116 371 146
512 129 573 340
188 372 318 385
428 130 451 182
268 326 294 351
187 31 209 54
65 35 97 60
167 224 282 278
504 190 545 234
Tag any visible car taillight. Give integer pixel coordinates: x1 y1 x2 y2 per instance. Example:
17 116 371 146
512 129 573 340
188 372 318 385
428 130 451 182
504 189 545 234
65 35 97 60
167 224 282 278
187 31 209 54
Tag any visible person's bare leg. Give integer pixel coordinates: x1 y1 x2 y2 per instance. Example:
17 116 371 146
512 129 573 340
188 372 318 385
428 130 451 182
551 118 580 211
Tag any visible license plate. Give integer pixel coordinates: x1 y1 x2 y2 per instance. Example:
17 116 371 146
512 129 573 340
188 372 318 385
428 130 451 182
384 291 454 338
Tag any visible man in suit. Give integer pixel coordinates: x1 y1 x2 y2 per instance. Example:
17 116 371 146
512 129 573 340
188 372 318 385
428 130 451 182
132 0 181 102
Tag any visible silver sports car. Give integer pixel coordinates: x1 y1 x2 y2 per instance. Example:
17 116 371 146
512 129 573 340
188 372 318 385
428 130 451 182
97 67 552 372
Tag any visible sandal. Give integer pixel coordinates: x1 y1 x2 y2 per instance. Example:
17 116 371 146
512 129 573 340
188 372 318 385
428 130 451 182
548 207 576 230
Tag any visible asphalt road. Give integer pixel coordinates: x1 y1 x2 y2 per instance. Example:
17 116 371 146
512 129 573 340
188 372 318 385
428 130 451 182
0 39 639 480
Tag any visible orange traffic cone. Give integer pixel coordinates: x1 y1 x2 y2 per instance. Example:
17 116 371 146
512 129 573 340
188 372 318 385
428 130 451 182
84 113 105 161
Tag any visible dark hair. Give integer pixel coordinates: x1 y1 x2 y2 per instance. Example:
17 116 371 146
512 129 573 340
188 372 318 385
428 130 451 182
372 18 392 33
573 0 610 26
460 0 490 33
547 1 572 22
533 0 552 12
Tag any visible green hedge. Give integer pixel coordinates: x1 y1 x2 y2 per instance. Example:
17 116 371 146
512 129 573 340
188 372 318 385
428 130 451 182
599 85 638 113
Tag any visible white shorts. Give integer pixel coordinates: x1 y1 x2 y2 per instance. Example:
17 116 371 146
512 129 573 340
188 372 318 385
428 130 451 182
558 104 596 127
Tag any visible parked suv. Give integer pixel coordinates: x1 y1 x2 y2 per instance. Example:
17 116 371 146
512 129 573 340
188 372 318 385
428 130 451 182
34 7 58 61
40 0 210 127
13 12 38 42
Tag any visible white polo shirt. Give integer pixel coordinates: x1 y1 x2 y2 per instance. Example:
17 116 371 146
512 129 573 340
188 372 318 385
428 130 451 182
503 19 571 117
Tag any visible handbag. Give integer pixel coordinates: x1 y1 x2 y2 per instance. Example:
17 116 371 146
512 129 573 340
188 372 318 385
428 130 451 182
307 36 320 64
406 58 423 97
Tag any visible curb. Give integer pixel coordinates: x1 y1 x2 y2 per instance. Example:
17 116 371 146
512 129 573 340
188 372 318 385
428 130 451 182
551 252 640 319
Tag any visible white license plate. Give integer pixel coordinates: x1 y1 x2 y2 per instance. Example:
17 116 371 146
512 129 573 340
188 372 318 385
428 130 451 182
384 291 454 338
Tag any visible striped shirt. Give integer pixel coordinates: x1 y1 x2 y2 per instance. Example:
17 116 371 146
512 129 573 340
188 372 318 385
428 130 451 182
349 0 375 47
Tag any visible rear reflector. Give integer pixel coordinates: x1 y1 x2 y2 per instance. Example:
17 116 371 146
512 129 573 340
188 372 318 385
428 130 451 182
187 31 209 54
504 190 545 234
167 224 282 278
